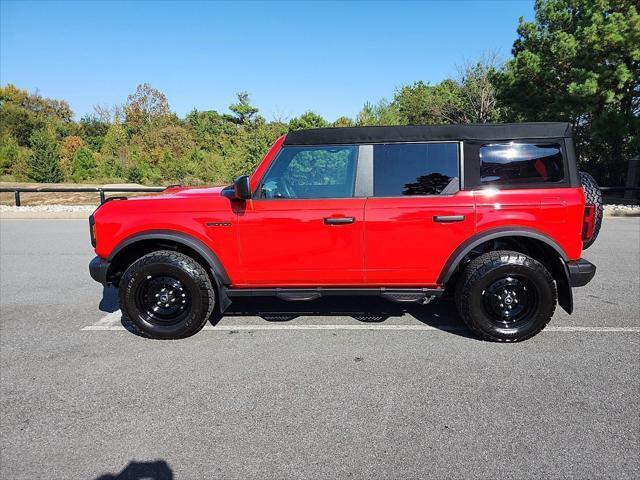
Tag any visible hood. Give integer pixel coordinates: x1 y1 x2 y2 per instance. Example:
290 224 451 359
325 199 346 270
120 185 234 203
94 185 235 219
143 185 229 199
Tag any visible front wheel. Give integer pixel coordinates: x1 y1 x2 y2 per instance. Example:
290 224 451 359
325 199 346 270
454 251 557 342
119 250 215 339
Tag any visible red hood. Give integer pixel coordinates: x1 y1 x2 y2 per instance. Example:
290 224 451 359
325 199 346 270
148 185 228 198
120 185 231 203
94 185 234 219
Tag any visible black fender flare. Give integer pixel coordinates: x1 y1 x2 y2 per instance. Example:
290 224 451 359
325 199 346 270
438 227 573 313
109 230 232 310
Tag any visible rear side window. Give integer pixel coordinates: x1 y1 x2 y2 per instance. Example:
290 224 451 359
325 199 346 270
480 143 564 185
373 143 459 196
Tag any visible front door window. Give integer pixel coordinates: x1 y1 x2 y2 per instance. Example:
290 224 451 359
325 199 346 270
258 145 358 199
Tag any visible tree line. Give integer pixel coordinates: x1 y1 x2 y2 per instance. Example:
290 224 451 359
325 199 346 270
0 0 637 187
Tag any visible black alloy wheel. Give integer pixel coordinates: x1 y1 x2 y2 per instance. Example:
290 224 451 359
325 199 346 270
455 250 556 342
481 276 537 328
119 250 215 339
135 275 191 326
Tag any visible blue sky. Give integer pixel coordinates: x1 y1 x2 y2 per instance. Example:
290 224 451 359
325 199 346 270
1 0 534 121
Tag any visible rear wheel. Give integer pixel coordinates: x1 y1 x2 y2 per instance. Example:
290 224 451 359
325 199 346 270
119 250 215 339
579 171 603 249
455 250 556 342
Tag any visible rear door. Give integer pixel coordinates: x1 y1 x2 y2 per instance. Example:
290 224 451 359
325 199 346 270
364 142 475 286
237 145 366 286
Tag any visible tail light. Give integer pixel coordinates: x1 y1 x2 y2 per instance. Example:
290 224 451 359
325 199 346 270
582 205 595 242
89 215 96 247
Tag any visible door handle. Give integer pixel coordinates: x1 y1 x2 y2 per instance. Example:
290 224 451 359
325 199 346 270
324 217 355 225
433 215 465 223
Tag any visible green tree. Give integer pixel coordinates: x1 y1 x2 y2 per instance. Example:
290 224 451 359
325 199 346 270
356 99 402 126
186 109 237 151
28 127 63 183
497 0 639 184
394 80 463 124
228 92 259 125
99 118 128 177
332 116 354 128
238 119 288 176
288 111 329 131
71 146 97 182
1 85 47 146
0 134 30 178
79 115 109 151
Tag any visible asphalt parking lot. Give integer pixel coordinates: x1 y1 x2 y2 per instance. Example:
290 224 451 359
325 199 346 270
0 217 638 479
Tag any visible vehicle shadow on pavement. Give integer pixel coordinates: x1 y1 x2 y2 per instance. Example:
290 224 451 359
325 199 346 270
101 287 474 339
94 459 173 479
210 296 475 339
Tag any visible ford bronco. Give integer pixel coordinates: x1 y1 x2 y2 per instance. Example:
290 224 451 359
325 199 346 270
89 123 601 341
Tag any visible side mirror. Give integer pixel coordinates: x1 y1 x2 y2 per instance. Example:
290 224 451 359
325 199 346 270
233 175 251 200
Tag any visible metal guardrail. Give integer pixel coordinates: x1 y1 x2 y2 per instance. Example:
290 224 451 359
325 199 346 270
0 186 638 207
0 186 167 206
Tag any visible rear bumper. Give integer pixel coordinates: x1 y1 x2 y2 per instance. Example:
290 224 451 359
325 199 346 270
89 256 110 285
567 258 596 287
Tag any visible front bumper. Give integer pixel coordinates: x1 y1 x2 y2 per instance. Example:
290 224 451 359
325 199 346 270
567 258 596 287
89 256 111 285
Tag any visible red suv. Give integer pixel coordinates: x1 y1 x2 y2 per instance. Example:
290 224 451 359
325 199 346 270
89 123 601 341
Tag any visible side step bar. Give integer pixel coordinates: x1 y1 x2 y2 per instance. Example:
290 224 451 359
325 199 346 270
226 287 443 303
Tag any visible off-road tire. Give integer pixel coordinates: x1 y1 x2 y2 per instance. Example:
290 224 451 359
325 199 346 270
119 250 215 339
579 171 603 249
455 250 556 342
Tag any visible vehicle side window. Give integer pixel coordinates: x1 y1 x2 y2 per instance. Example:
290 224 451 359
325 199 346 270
480 143 564 185
258 145 357 199
373 143 459 196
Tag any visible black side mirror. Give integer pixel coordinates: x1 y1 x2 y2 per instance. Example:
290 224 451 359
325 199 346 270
233 175 251 199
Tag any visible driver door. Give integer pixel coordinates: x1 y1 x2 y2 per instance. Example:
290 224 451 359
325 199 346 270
237 145 365 286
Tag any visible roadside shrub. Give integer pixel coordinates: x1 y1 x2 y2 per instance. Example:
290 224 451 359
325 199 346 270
126 164 143 184
96 152 125 179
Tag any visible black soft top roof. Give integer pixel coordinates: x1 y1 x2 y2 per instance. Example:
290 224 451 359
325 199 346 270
283 122 572 145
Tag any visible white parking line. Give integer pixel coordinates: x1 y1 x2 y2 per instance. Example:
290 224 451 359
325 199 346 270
81 313 640 333
90 311 122 327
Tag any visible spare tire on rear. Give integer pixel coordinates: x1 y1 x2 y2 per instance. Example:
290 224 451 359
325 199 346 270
579 171 603 249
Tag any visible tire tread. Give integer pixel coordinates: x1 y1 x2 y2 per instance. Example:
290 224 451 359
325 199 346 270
579 171 603 249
